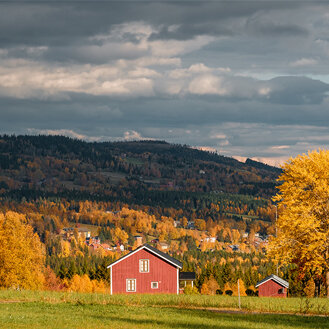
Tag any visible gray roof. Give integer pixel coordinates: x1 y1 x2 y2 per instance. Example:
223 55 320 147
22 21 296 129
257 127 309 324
107 243 182 269
179 272 196 280
142 244 182 268
255 274 289 288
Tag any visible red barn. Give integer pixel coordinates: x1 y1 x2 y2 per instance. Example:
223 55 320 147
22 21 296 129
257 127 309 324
107 244 182 294
256 274 289 297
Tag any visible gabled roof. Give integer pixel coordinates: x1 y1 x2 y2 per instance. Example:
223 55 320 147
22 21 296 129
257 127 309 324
107 243 182 269
255 274 289 288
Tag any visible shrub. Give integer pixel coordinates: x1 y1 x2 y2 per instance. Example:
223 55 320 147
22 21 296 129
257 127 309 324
245 289 257 296
44 266 62 291
184 285 199 295
201 276 219 295
68 274 108 293
216 289 223 295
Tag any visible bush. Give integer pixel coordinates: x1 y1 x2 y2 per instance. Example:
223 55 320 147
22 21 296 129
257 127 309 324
225 290 233 296
200 276 219 295
216 289 223 295
68 274 108 293
184 285 199 295
44 266 62 291
245 289 257 296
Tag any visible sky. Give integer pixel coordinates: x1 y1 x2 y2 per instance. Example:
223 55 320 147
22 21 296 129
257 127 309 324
1 1 329 166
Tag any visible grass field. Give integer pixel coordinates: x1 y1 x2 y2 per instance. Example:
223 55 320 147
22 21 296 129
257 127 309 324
0 290 328 329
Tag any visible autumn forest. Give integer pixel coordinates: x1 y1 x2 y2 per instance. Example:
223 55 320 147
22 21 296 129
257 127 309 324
0 135 325 297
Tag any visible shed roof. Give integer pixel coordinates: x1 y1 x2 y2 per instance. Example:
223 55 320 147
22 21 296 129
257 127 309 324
179 272 196 280
255 274 289 288
107 243 182 269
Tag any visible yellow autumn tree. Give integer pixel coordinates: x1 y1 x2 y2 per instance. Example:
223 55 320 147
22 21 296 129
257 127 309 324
0 211 45 289
68 274 107 293
200 275 219 295
231 279 247 297
267 150 329 297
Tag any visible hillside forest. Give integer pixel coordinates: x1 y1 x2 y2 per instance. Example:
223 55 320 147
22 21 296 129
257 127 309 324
0 135 323 296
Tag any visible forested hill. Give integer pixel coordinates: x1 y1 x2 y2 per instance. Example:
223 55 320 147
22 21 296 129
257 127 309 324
0 135 280 198
0 134 284 230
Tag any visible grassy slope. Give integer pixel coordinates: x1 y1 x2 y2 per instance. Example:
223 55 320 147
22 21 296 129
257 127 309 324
1 303 327 329
0 290 328 329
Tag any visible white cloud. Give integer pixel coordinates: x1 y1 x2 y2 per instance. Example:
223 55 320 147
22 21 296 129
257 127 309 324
92 21 154 43
210 133 227 139
133 56 181 67
149 35 215 57
232 155 247 163
290 58 317 67
249 156 285 167
0 60 155 98
124 130 144 141
189 74 228 95
169 63 230 79
258 87 271 96
26 129 102 141
127 67 160 78
194 146 218 153
271 145 290 150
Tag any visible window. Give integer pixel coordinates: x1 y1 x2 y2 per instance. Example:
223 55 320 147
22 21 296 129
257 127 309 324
151 282 158 289
139 259 149 273
278 288 284 294
126 279 136 292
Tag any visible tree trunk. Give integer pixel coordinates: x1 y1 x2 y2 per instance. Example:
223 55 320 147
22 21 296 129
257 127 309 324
326 271 329 298
314 277 321 297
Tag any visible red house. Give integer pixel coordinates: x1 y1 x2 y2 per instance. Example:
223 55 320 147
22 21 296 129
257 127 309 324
107 244 182 294
256 274 289 297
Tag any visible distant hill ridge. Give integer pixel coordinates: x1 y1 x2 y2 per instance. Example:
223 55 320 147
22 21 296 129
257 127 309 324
0 134 280 171
0 135 280 201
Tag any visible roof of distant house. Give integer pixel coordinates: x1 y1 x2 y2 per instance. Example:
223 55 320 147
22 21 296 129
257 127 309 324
78 228 90 232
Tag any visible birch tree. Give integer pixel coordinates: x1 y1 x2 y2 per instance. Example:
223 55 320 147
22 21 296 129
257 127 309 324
268 150 329 297
0 211 45 289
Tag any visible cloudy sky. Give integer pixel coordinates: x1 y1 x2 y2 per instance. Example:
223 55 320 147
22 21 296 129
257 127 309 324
1 1 329 165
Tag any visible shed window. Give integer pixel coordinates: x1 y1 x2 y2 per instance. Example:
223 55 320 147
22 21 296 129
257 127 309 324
126 279 136 292
278 288 284 294
139 259 149 273
151 282 158 289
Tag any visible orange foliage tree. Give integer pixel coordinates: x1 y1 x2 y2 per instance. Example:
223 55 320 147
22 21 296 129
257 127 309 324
0 211 45 289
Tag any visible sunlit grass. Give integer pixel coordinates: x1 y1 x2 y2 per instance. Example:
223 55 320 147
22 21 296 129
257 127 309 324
0 289 328 315
1 301 328 329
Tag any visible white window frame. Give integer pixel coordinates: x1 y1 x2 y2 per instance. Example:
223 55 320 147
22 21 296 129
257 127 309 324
139 259 149 273
126 278 136 292
151 281 158 289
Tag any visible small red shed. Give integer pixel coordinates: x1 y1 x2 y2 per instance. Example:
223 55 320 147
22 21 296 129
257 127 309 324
107 243 182 294
256 274 289 297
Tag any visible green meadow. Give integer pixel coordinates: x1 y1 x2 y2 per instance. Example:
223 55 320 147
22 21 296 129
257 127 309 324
0 290 328 329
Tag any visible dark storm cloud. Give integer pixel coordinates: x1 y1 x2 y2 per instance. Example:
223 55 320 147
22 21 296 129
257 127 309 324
148 1 310 41
0 2 164 48
266 77 329 105
148 23 234 41
1 1 329 164
245 15 309 37
1 74 328 131
0 1 312 47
